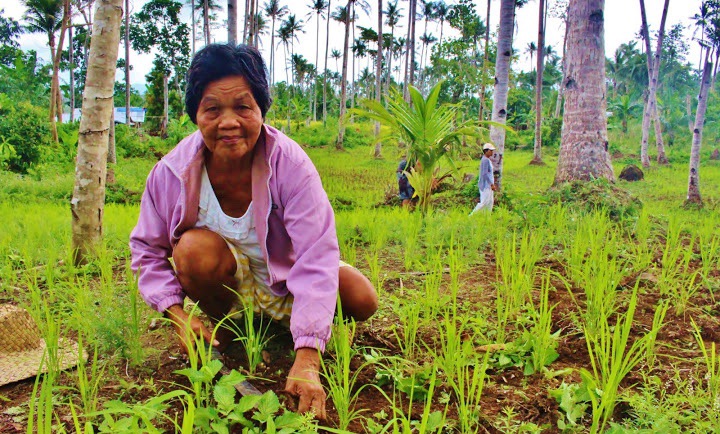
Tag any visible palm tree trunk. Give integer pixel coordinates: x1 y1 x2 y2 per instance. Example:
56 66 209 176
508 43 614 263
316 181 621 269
686 94 693 132
249 0 256 47
488 0 515 190
313 9 320 122
554 0 614 184
243 0 250 43
639 0 669 167
162 75 169 137
402 0 415 100
125 0 131 125
336 0 352 150
686 58 712 206
554 12 569 118
386 26 394 97
71 0 123 265
479 0 491 122
350 14 356 120
203 0 210 45
191 0 196 55
652 0 670 165
374 0 383 158
531 0 546 164
408 0 416 89
53 0 71 127
69 19 75 122
228 0 237 45
270 17 275 85
323 0 331 126
49 35 59 143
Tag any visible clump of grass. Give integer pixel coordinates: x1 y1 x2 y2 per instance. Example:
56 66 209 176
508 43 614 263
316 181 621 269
546 178 643 221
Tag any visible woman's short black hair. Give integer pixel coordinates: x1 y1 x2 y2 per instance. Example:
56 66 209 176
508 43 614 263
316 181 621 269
185 44 272 123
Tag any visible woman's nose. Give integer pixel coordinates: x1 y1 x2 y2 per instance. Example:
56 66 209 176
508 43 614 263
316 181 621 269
218 110 240 129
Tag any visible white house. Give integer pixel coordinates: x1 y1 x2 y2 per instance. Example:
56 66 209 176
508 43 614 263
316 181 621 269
61 107 146 125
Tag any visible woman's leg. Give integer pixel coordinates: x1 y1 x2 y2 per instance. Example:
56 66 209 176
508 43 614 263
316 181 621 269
338 266 378 321
172 228 238 346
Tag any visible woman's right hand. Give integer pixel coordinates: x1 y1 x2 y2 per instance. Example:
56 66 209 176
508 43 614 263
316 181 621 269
164 304 219 354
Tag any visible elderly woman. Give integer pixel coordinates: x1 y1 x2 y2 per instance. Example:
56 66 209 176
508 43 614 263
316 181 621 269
129 44 377 419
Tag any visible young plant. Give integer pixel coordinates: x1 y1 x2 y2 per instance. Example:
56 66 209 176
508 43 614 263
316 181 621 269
391 297 423 360
353 81 480 213
526 271 560 375
451 352 490 433
221 297 274 375
579 283 667 433
494 229 543 343
322 308 376 430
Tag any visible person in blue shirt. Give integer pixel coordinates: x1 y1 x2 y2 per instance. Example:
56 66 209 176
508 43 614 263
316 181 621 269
471 143 496 214
397 157 415 207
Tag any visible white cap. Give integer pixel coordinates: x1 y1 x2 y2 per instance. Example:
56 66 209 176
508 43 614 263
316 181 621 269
482 143 496 151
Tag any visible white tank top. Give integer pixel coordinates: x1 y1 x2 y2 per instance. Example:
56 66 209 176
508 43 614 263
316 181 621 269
195 166 271 288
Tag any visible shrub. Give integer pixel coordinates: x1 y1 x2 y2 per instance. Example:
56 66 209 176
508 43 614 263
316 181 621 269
115 125 158 159
164 114 197 148
0 95 52 173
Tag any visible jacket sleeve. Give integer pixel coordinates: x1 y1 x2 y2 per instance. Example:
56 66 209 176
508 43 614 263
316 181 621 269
129 164 186 313
281 163 339 352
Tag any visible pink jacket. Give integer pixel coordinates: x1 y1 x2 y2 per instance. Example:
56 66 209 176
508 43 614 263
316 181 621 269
129 125 339 351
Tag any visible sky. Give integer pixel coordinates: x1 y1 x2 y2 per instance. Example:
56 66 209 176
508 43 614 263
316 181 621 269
2 0 704 93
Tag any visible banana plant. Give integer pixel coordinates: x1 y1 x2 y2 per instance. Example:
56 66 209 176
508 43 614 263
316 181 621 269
353 81 480 213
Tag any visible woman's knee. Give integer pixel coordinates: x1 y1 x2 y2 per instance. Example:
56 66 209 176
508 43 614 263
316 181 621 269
339 266 378 321
173 229 236 284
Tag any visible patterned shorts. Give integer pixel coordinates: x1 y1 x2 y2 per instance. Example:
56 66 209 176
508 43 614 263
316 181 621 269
224 240 349 324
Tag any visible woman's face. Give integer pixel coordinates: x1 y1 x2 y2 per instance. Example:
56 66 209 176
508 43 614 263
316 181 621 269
196 75 263 162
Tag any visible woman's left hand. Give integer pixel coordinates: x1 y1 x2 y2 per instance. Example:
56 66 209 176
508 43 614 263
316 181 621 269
284 348 326 420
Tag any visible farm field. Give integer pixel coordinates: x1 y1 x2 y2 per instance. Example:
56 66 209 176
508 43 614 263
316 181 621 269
1 133 719 433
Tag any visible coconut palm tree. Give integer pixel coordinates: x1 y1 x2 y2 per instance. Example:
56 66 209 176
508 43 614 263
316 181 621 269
687 57 712 207
639 0 670 167
691 2 711 72
555 0 614 184
489 0 516 190
264 0 288 85
402 0 417 100
22 0 63 141
307 0 328 121
531 0 546 165
434 0 448 46
373 0 383 157
252 12 268 46
279 14 304 87
479 0 492 121
525 41 537 72
354 81 480 214
418 32 436 82
334 1 370 149
335 2 352 149
419 0 434 52
331 47 342 72
384 0 403 95
322 0 332 125
228 0 237 44
609 94 641 134
277 22 292 85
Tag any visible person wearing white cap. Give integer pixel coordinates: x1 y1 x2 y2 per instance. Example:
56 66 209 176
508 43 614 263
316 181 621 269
471 143 496 214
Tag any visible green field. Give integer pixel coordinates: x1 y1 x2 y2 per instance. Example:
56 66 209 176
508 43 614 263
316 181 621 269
1 120 719 432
